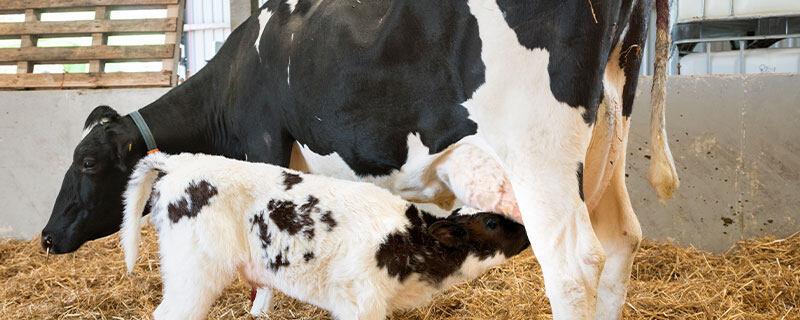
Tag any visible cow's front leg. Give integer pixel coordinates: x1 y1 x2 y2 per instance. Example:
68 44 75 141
508 163 605 319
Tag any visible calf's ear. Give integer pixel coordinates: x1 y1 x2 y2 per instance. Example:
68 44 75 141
429 221 468 247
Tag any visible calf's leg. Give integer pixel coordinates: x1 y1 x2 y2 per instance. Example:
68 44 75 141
154 227 235 320
250 288 274 317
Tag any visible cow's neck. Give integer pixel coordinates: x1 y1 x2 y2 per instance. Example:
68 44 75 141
130 67 234 159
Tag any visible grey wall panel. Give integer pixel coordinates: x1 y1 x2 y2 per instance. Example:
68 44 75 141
629 73 800 252
0 88 170 240
0 74 797 254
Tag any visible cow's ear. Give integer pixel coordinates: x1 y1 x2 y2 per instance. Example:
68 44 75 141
85 105 120 129
429 221 467 247
106 126 134 172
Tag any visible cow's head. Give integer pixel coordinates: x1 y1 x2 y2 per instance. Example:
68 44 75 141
42 106 139 253
429 211 530 257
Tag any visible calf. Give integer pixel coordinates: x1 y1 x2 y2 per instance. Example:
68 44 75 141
122 152 529 320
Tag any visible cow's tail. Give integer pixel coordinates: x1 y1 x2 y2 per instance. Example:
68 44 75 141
649 0 680 204
121 151 169 274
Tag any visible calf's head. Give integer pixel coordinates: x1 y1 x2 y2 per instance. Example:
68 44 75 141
429 211 530 258
42 106 139 253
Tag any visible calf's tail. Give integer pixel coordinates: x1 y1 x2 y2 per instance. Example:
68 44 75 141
121 151 169 273
649 0 680 204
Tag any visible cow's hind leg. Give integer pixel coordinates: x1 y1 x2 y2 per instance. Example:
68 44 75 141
154 227 235 320
590 119 641 320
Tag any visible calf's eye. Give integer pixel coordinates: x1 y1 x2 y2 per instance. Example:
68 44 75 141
484 218 498 230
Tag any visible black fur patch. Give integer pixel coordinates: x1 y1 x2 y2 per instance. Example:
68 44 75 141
577 162 584 201
250 212 272 249
320 211 337 231
167 180 218 223
282 171 303 190
375 206 529 285
303 251 315 262
270 249 291 271
376 205 467 283
268 198 315 240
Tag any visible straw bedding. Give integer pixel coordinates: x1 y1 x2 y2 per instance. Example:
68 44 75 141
2 225 798 320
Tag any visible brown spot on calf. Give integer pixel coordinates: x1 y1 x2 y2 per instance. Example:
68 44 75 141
268 197 315 240
167 180 218 223
282 171 303 190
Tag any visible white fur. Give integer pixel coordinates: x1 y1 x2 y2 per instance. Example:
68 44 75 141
254 8 273 56
460 2 605 318
286 0 298 13
122 153 515 320
297 135 519 219
121 151 168 273
81 117 111 138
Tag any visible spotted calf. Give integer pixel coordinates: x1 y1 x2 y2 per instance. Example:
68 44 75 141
122 152 529 320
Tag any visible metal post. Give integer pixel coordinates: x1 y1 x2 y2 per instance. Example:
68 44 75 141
729 0 734 17
701 0 706 19
738 40 745 74
706 42 712 74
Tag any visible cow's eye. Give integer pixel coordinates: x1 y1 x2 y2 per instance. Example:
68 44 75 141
484 217 497 230
82 158 97 170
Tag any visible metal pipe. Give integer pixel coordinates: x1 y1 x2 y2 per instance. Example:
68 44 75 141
701 0 706 19
738 40 745 74
729 0 734 17
673 33 800 45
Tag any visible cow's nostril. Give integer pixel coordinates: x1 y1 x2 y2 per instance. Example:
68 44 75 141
41 234 53 250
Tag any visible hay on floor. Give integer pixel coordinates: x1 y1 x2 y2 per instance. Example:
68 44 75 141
1 225 798 319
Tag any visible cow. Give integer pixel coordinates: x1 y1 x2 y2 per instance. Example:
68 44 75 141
121 152 530 320
42 0 679 318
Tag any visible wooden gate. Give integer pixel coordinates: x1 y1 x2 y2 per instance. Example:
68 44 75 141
0 0 185 89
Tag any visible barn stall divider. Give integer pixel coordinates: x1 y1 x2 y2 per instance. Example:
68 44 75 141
0 0 185 89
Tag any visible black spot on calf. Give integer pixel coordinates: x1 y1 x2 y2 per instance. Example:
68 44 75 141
375 206 529 285
250 212 272 249
375 205 464 284
282 171 303 190
320 211 337 231
167 180 218 223
270 251 291 271
303 251 315 262
268 198 314 240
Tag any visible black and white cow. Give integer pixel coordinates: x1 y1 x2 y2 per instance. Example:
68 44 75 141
43 0 678 318
122 152 529 320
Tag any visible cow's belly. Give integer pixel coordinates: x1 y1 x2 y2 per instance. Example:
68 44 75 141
294 134 520 219
295 134 457 212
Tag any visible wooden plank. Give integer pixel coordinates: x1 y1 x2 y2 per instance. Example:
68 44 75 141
89 6 106 73
0 72 172 89
165 0 183 85
0 18 177 36
0 45 174 62
16 9 37 74
1 0 179 11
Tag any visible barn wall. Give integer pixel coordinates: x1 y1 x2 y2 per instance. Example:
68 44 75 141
0 74 798 253
629 73 800 252
0 88 170 240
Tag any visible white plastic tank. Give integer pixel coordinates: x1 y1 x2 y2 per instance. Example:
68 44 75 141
678 0 800 21
679 48 800 74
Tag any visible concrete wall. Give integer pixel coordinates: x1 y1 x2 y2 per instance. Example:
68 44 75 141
629 73 800 252
0 88 170 239
0 74 798 253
